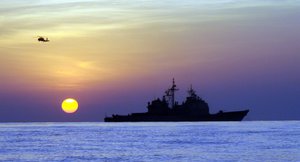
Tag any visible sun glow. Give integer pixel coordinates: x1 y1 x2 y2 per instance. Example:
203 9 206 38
61 98 78 113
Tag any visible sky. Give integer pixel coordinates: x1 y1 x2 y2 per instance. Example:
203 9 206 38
0 0 299 121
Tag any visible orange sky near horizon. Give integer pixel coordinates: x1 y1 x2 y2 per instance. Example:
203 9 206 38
2 0 299 93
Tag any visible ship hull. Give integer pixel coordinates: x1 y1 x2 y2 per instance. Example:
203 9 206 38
104 110 249 122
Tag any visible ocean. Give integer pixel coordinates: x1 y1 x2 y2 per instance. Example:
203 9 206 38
0 121 299 162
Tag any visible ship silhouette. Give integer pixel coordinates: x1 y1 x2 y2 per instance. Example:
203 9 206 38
104 79 249 122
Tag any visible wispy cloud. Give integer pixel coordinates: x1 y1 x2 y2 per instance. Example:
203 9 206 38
4 0 298 38
1 0 300 91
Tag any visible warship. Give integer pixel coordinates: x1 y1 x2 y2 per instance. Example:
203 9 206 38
104 79 249 122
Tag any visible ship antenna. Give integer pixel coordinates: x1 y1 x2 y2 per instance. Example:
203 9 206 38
188 84 194 96
170 78 179 108
164 78 179 108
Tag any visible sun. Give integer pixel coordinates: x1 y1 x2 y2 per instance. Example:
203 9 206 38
61 98 78 113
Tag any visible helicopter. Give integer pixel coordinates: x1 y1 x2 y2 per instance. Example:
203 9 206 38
36 36 50 42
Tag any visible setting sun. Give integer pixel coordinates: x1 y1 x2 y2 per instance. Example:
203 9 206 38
61 98 78 113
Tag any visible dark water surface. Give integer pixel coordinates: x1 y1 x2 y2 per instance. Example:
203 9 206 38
0 121 299 161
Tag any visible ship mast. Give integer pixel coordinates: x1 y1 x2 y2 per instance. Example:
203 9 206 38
165 78 179 108
188 85 197 98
